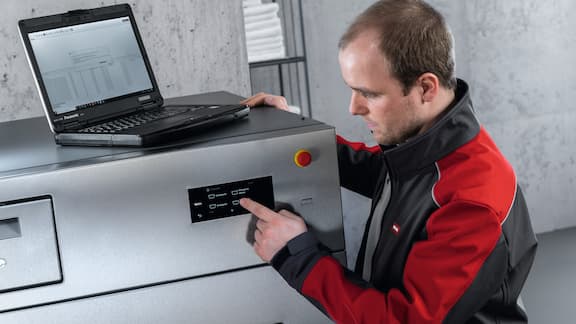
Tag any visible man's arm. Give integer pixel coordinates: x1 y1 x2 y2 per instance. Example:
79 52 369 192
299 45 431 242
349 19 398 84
336 136 384 198
243 198 507 323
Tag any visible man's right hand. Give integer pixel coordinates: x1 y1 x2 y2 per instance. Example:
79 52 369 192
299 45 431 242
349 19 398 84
240 92 289 111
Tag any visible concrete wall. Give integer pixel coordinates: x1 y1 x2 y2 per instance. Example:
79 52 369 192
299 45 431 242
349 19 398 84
0 0 250 123
460 0 576 234
299 0 576 266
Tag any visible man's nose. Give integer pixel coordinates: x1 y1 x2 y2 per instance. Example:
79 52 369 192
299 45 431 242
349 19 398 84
349 92 368 116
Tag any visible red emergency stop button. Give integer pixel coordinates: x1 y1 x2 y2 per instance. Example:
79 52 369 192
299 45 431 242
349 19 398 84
294 149 312 167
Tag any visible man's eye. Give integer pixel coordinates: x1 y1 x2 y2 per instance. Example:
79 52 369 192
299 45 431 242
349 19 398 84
361 91 377 99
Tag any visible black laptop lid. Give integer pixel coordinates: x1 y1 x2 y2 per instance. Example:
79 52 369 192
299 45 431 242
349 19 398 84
19 4 162 132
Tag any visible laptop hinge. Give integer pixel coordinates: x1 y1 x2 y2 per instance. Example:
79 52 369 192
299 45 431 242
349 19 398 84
141 100 162 110
60 120 86 131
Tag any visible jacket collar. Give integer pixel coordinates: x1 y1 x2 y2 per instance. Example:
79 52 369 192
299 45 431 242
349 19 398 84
380 79 480 176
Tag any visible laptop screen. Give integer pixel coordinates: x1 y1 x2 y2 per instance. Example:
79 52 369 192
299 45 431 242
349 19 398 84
28 16 153 115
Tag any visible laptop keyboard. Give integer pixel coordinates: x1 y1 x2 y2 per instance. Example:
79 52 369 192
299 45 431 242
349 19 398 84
79 106 200 133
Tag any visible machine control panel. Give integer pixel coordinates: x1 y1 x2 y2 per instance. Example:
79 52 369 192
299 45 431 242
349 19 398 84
188 176 274 223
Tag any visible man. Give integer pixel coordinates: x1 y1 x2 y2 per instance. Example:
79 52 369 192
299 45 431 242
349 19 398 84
240 0 537 323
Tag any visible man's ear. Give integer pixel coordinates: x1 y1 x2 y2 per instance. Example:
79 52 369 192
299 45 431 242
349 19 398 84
417 73 440 104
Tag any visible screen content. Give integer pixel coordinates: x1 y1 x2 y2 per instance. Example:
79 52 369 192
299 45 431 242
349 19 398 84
188 176 275 223
28 17 153 115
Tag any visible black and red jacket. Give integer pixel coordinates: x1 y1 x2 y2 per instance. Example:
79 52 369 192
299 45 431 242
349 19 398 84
271 80 538 323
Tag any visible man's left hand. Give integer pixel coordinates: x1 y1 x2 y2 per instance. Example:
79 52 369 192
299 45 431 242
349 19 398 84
240 198 307 263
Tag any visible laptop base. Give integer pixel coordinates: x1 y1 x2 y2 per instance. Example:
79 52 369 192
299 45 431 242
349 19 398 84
55 106 250 147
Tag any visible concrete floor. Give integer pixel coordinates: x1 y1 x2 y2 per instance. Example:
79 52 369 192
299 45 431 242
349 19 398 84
522 226 576 323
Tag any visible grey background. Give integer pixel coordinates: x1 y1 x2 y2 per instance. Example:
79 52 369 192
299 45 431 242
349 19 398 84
0 0 250 122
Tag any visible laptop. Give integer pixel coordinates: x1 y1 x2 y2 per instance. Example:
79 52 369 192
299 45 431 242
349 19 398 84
18 4 249 147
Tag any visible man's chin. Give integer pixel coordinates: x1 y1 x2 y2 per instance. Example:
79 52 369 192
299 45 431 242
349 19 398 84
374 135 399 146
371 130 396 145
374 137 390 146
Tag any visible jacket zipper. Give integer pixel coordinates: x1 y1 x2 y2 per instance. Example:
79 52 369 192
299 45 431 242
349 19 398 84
366 158 394 281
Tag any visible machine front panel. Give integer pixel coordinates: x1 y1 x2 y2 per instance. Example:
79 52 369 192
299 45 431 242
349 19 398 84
0 127 344 316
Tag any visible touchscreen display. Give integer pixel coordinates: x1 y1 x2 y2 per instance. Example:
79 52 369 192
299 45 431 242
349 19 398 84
188 176 274 223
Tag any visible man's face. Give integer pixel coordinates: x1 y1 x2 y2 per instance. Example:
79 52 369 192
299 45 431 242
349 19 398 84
338 31 426 146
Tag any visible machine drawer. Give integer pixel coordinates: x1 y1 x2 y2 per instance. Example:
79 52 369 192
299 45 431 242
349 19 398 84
0 197 62 293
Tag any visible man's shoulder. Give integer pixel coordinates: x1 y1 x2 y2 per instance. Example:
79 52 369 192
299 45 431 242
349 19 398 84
433 127 516 218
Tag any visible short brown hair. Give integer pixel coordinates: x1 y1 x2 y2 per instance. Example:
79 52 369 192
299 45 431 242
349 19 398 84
339 0 456 93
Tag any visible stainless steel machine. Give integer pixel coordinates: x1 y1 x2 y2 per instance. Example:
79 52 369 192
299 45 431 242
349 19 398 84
0 92 345 323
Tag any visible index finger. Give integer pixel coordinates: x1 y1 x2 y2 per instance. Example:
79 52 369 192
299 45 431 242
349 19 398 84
240 198 276 222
